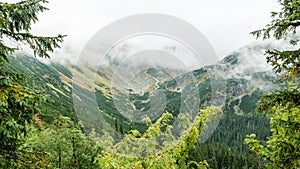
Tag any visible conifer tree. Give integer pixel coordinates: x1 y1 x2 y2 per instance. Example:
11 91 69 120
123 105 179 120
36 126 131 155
245 1 300 168
0 0 65 160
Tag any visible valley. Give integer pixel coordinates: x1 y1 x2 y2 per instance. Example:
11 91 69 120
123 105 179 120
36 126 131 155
4 43 280 168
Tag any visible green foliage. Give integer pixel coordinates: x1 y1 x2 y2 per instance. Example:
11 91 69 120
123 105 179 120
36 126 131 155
190 88 269 168
245 89 300 168
0 0 283 168
0 0 65 163
96 107 221 169
5 55 77 123
0 83 43 152
2 54 273 168
190 143 266 169
245 0 300 168
23 116 101 168
250 0 300 78
250 0 300 41
0 0 66 60
245 106 300 168
0 116 101 168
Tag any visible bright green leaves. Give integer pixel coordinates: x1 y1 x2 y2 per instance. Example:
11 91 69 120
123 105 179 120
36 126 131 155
245 105 300 169
245 70 300 169
245 1 300 168
10 116 102 168
256 89 300 116
244 134 269 161
0 117 25 150
96 106 221 169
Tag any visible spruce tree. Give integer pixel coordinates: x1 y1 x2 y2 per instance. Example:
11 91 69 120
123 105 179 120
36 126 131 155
0 0 65 161
245 0 300 168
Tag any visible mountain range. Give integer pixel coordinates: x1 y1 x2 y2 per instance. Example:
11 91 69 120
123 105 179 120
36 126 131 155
5 42 282 168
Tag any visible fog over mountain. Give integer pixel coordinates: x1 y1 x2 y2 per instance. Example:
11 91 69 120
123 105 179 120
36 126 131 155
39 37 297 77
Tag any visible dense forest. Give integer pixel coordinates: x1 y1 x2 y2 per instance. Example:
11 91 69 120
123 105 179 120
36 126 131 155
0 0 299 168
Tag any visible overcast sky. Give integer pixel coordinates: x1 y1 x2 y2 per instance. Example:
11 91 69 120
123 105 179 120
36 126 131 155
10 0 281 60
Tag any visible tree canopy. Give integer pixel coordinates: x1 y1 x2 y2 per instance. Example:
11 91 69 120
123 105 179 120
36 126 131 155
245 0 300 168
0 0 65 162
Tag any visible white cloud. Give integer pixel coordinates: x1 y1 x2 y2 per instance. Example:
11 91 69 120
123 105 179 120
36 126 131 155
7 0 281 62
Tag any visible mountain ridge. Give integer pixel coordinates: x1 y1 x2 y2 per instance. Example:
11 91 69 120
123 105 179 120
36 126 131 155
6 42 280 148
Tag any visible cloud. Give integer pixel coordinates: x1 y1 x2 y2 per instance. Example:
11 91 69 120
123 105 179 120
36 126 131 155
25 0 280 62
222 38 300 79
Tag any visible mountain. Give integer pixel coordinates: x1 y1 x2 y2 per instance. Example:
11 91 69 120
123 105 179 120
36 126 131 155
6 43 278 137
6 43 281 168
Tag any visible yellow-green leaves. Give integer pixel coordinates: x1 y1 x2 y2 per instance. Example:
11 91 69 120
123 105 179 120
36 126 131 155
96 106 221 169
246 2 300 166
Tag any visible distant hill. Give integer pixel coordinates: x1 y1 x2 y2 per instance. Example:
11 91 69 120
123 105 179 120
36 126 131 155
5 43 282 168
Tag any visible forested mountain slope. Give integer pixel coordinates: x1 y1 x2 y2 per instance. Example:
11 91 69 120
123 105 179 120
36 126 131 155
5 43 280 168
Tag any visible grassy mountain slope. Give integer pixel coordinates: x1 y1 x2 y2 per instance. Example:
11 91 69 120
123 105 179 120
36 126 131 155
5 43 281 168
